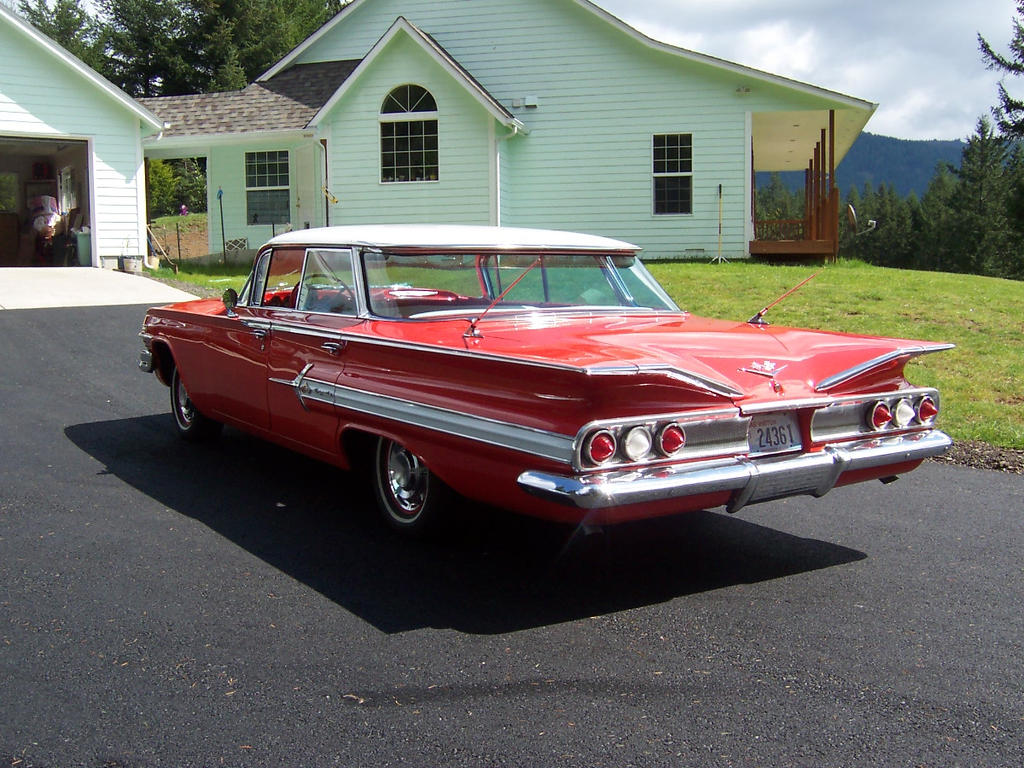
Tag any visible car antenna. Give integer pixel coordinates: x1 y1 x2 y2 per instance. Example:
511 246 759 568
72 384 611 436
465 256 543 338
747 271 820 326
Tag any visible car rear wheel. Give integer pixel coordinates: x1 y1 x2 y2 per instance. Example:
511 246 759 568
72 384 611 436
373 437 449 535
170 367 221 442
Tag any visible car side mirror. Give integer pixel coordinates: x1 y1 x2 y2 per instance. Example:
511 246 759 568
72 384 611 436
222 288 238 316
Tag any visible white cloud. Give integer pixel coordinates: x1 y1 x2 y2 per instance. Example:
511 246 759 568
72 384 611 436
597 0 1021 140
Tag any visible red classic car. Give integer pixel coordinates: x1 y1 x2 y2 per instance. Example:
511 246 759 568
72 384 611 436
139 225 952 535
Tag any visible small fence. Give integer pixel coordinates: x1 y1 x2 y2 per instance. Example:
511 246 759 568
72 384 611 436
754 219 806 241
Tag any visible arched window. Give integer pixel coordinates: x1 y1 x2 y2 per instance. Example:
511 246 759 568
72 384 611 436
380 85 439 183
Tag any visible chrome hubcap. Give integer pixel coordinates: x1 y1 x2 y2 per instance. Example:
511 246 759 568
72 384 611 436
386 444 428 516
175 377 195 426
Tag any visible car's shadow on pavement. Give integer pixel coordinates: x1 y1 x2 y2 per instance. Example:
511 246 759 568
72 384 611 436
66 415 866 634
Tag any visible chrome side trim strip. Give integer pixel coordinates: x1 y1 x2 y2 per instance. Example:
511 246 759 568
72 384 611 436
815 345 955 392
517 430 953 511
739 387 939 415
261 319 349 341
585 363 743 398
240 316 743 395
269 374 577 463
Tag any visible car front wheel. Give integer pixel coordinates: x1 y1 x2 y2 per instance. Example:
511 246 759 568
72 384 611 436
373 437 450 535
170 367 221 442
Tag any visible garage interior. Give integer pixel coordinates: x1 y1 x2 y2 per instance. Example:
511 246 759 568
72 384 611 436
0 136 91 267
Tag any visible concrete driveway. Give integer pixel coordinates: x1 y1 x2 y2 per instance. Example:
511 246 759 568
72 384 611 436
0 267 197 310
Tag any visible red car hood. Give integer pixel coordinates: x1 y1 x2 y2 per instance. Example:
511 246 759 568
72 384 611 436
414 312 949 402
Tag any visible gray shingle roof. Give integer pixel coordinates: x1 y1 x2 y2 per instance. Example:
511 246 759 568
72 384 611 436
139 60 361 138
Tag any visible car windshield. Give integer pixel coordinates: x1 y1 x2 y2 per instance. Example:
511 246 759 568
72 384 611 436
362 251 678 319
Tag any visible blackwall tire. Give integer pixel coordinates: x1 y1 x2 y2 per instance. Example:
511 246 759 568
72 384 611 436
170 367 221 442
373 437 450 536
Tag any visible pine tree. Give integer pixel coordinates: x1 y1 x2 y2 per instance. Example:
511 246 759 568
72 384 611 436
94 0 349 96
949 117 1012 276
96 0 197 96
755 173 801 222
979 0 1024 138
18 0 104 70
917 163 958 272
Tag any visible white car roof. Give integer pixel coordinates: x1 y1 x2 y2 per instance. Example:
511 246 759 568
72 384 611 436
265 224 639 252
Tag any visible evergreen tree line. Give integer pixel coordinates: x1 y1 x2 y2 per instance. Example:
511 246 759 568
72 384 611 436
757 4 1024 281
19 0 345 95
757 117 1024 281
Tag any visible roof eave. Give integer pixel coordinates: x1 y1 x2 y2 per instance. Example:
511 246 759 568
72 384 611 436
575 0 875 112
259 0 366 81
306 17 528 134
258 0 875 115
144 128 312 151
1 3 163 133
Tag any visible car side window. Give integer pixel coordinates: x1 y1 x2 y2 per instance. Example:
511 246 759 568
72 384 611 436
260 247 305 308
296 249 357 315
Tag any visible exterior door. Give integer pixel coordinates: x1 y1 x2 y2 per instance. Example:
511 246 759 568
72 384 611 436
266 248 360 460
292 143 320 230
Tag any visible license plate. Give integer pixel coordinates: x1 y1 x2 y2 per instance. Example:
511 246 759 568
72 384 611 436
747 412 802 455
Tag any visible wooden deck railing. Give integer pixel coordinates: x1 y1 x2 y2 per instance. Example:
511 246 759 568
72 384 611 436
750 111 840 260
754 219 805 241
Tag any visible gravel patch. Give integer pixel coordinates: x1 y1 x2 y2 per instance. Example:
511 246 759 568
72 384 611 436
931 439 1024 474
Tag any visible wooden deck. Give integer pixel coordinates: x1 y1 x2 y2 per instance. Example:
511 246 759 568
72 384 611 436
749 239 835 257
750 110 840 261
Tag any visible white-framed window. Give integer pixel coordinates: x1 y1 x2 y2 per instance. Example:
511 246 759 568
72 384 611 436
0 171 17 213
380 84 439 183
245 150 290 225
653 134 693 215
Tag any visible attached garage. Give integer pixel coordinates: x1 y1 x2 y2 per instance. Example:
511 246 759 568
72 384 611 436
0 4 162 268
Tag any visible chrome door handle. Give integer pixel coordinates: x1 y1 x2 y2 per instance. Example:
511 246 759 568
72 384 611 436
321 341 347 355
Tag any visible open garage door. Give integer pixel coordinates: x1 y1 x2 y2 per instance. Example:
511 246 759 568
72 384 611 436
0 136 92 267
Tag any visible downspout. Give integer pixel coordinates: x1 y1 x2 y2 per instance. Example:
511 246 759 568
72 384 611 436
495 124 521 228
320 138 330 226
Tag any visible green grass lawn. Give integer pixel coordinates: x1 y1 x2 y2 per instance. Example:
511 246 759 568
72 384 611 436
147 260 250 292
150 257 1024 450
648 259 1024 449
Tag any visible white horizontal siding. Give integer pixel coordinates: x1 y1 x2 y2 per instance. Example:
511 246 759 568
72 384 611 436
296 0 854 258
1 22 149 261
205 137 313 253
325 30 494 226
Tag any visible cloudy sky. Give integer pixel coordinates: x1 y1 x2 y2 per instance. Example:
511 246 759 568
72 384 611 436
597 0 1020 141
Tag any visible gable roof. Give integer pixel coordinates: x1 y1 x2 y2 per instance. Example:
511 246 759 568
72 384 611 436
139 60 360 140
0 3 162 133
260 0 874 112
308 17 526 133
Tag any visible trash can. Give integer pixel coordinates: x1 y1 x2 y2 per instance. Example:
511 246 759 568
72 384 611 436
76 232 91 266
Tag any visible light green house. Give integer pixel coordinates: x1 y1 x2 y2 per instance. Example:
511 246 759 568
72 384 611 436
0 2 162 267
143 0 876 260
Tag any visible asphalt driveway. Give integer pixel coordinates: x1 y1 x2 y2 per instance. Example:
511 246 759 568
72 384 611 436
1 301 1022 767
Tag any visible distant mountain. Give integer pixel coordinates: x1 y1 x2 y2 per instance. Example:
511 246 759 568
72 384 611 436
757 133 965 199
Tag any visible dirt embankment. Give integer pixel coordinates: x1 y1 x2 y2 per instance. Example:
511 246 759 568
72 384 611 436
149 217 209 263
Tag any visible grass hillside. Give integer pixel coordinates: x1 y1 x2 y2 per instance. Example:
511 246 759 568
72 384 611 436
648 260 1023 449
150 258 1024 450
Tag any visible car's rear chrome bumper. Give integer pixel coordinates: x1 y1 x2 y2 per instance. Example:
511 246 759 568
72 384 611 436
517 430 952 512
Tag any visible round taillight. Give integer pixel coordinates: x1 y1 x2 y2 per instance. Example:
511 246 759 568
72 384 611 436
916 397 939 424
622 426 653 462
869 401 892 431
893 398 916 428
584 430 617 465
658 424 687 456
